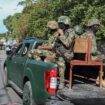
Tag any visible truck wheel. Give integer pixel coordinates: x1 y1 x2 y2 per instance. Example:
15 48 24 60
23 81 36 105
4 67 8 86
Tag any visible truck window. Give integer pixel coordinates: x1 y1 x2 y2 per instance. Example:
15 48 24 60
22 43 30 56
15 43 23 55
34 42 43 49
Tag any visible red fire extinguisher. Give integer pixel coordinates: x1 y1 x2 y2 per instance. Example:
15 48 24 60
45 68 58 94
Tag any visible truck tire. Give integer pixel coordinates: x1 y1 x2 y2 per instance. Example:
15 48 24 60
23 81 36 105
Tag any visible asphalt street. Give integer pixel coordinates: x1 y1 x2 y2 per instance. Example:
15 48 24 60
0 50 22 105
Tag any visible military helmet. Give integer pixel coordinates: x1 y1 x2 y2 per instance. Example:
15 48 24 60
74 25 84 35
58 16 71 25
87 18 100 27
47 21 58 29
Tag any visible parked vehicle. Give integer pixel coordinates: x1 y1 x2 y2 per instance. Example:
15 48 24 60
4 38 59 105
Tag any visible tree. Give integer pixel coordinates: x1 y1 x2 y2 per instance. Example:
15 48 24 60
4 0 105 40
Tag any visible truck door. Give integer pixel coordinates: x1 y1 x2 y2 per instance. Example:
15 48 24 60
7 43 24 84
13 42 31 89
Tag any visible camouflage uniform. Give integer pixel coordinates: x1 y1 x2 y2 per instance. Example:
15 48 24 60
28 21 59 62
44 31 59 63
83 30 98 59
28 49 54 61
83 18 105 87
56 28 75 61
54 16 75 89
83 18 101 60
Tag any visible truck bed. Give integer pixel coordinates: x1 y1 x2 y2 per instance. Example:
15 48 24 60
57 82 105 105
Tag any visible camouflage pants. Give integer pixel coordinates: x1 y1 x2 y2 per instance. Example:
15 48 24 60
44 53 65 85
28 49 66 86
44 55 66 85
55 57 65 85
28 49 54 61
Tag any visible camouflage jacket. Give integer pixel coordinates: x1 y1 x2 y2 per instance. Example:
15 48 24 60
53 28 75 61
83 30 97 54
45 31 59 47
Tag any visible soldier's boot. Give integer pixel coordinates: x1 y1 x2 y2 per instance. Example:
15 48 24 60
36 57 41 61
44 58 51 63
96 78 105 88
102 80 105 88
96 72 104 85
33 55 41 61
96 76 99 85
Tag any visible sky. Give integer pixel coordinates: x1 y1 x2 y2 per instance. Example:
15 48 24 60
0 0 24 34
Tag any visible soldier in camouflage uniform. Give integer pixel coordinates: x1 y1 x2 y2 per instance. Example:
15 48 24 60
28 20 59 62
41 21 60 63
83 18 101 60
53 16 75 89
83 18 105 87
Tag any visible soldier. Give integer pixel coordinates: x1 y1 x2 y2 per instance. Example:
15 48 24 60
53 16 75 89
28 20 59 62
83 18 101 59
74 25 84 37
73 25 85 60
83 18 105 87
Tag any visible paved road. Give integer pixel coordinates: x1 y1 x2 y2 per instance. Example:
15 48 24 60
58 84 105 105
0 50 22 105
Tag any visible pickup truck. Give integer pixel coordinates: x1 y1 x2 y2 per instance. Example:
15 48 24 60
4 38 59 105
4 38 105 105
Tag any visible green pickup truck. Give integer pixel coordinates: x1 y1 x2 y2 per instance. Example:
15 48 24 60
4 38 59 105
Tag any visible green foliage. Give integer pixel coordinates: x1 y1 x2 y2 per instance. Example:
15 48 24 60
4 0 105 39
4 13 30 38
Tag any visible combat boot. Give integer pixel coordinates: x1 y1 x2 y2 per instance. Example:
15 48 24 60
102 80 105 88
96 72 104 85
96 76 99 85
